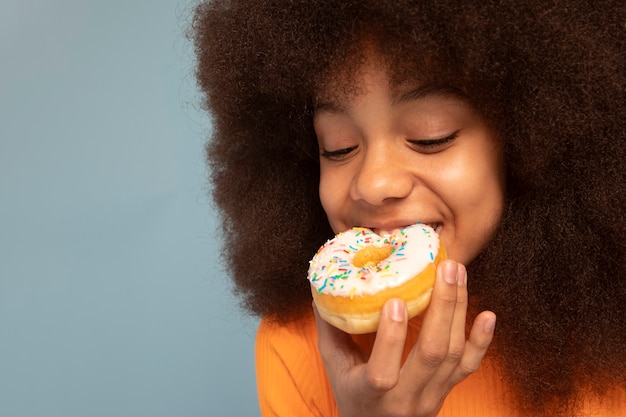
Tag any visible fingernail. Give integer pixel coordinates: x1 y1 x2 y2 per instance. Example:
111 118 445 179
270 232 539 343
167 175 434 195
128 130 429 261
484 316 496 333
388 299 404 322
457 265 467 286
444 262 457 284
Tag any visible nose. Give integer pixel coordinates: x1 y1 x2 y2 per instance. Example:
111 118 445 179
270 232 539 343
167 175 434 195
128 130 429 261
350 143 413 205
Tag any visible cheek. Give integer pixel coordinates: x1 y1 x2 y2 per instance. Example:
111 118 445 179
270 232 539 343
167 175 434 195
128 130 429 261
451 158 503 222
440 146 504 261
318 179 332 214
318 170 343 230
466 177 504 257
318 168 332 208
446 136 504 208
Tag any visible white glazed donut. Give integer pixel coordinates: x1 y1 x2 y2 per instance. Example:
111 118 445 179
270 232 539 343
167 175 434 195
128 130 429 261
308 223 446 334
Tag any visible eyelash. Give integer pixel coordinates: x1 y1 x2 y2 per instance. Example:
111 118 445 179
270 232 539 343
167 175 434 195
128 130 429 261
320 146 357 160
408 131 459 151
320 131 459 160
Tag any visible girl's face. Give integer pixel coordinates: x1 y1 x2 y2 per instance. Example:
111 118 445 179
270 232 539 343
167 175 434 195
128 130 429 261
314 62 504 265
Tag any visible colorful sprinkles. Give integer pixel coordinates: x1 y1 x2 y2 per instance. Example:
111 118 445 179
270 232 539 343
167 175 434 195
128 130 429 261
307 222 440 297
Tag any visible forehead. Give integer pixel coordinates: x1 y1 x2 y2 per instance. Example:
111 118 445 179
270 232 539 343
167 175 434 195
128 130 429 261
313 50 466 114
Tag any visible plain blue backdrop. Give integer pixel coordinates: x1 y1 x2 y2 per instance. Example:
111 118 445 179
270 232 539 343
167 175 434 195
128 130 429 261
1 0 259 416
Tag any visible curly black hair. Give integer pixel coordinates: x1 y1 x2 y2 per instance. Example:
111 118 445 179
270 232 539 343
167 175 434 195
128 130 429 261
191 1 626 415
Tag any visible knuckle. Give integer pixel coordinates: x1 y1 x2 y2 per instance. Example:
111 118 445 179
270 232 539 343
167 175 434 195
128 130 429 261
418 342 448 367
415 394 445 417
459 361 480 376
385 400 415 417
455 291 468 306
364 369 397 392
445 344 465 363
436 292 458 307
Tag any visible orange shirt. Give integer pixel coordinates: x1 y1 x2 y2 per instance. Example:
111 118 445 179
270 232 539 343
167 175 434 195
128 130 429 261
256 311 625 417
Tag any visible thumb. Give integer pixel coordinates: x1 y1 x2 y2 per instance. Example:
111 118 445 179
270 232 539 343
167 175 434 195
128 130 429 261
313 303 366 373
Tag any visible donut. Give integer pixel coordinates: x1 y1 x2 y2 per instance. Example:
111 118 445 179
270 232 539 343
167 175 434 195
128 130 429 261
308 223 446 334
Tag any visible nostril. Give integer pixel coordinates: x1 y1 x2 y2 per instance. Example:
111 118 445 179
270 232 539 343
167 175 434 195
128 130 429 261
348 140 417 206
351 173 413 205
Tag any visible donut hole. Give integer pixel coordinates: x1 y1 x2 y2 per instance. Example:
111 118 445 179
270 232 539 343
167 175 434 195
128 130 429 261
352 245 393 268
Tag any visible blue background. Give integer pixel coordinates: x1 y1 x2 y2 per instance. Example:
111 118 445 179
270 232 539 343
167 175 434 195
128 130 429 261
1 1 259 416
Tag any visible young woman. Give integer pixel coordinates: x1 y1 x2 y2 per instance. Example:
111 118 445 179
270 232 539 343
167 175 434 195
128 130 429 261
191 1 626 415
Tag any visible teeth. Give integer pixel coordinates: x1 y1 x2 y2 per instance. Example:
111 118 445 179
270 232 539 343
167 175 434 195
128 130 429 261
373 223 441 235
375 229 395 236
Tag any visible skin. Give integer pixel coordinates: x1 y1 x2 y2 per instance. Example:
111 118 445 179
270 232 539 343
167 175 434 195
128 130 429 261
314 62 504 264
195 2 626 413
312 59 501 416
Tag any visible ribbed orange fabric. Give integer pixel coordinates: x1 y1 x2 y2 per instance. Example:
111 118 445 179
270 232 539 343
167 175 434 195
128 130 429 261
256 311 625 417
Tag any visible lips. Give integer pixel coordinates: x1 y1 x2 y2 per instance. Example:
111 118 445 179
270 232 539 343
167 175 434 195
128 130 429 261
372 222 442 236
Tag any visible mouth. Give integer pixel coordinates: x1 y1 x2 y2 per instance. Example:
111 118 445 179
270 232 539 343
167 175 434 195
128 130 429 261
429 222 442 234
373 222 442 236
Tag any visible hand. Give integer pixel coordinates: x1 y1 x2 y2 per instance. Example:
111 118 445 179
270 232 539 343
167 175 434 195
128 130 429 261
314 260 496 417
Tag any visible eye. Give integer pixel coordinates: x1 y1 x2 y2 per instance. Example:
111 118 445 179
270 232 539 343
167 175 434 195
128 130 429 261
320 145 358 161
408 131 458 153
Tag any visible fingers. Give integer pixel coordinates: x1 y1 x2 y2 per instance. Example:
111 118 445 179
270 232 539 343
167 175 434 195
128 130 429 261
449 310 496 386
403 259 496 403
314 260 496 417
314 299 410 396
365 298 409 392
419 262 470 396
401 259 490 402
443 262 469 364
405 260 464 377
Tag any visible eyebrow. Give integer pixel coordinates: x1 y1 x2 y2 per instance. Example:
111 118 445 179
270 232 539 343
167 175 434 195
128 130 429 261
392 84 467 106
314 100 345 115
314 84 467 115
